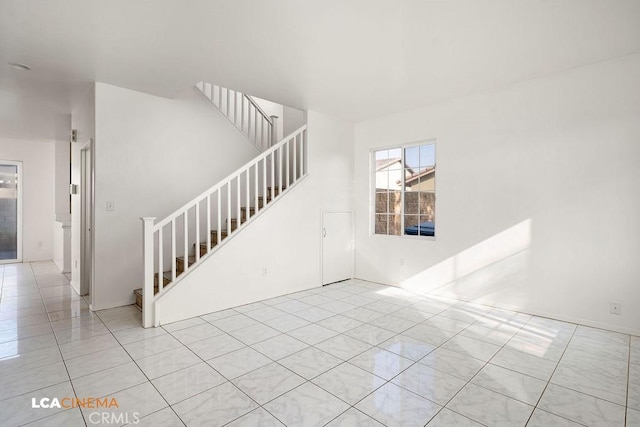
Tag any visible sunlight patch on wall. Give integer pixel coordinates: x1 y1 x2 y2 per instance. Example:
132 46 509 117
400 219 532 302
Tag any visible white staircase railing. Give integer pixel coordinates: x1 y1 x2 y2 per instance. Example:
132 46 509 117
141 125 308 327
195 82 276 152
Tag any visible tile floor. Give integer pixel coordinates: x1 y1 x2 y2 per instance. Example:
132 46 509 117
0 261 638 426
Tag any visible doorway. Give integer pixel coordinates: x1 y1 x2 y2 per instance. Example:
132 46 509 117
321 211 353 285
80 142 94 299
0 160 22 264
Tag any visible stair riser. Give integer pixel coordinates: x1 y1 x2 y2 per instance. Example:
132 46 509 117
134 287 161 308
240 208 256 222
176 258 195 275
214 221 239 233
194 242 216 257
210 231 228 245
267 187 286 197
135 271 172 309
154 275 170 288
229 218 247 230
257 197 271 208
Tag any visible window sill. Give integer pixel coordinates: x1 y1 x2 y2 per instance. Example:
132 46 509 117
370 233 436 242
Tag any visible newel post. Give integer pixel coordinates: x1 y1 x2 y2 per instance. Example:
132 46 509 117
270 115 279 147
142 217 156 328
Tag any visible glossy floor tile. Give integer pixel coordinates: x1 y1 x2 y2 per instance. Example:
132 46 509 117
172 382 258 426
1 262 638 426
355 382 441 426
278 346 342 380
392 362 466 405
446 383 534 425
232 362 306 404
150 362 226 404
311 362 386 404
264 382 350 426
207 346 272 379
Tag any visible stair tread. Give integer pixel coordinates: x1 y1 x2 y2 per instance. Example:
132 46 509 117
199 241 222 249
135 287 165 296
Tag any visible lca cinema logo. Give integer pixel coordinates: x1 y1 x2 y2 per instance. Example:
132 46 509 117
32 396 140 424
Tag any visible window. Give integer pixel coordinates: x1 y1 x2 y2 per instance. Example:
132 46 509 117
373 141 435 238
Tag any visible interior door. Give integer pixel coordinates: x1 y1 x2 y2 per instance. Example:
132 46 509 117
322 212 353 285
80 144 92 296
0 161 22 263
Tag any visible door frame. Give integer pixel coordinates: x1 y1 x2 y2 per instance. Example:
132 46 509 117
80 140 95 303
320 210 354 286
0 160 22 264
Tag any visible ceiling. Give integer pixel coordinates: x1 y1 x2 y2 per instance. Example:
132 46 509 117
1 0 639 141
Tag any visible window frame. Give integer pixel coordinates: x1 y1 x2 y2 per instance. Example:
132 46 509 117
370 139 436 241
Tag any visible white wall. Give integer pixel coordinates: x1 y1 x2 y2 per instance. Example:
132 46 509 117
52 221 70 273
283 105 307 137
251 96 284 141
354 54 640 335
53 140 71 274
54 141 70 217
70 85 95 294
0 137 55 262
92 83 260 310
251 97 306 140
156 110 354 324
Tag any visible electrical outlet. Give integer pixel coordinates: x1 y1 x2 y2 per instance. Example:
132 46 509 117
610 302 621 315
400 258 405 267
262 267 268 275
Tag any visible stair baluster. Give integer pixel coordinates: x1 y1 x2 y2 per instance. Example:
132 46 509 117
196 82 276 152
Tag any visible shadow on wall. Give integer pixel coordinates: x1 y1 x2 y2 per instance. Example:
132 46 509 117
401 219 532 305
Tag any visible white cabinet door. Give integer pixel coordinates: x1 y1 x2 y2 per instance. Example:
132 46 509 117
322 212 353 285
